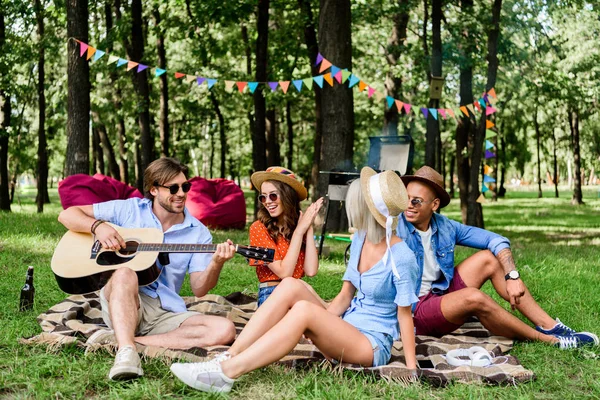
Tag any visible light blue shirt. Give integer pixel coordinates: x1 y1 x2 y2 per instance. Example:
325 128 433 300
93 197 213 313
342 231 420 340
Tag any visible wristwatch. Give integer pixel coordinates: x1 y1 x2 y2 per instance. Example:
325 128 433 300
505 270 520 280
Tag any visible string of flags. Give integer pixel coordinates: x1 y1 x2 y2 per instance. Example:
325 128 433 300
477 110 500 203
73 40 498 122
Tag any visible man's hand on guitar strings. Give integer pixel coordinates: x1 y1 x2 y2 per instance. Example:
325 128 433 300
211 239 236 265
95 224 127 251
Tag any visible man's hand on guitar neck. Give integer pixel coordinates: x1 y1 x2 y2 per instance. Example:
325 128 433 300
95 223 127 251
211 239 236 266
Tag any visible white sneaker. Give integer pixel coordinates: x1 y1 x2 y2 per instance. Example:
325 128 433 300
211 351 232 363
86 329 116 345
109 346 143 381
170 361 235 393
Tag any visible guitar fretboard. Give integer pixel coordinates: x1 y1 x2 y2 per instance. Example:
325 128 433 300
138 243 221 253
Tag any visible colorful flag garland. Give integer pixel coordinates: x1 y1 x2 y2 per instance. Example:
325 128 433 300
479 94 499 203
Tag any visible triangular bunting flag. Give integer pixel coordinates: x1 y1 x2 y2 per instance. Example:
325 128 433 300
484 165 493 175
486 130 497 139
79 42 89 57
86 47 96 60
479 98 487 108
116 58 128 68
486 107 497 116
404 104 412 114
206 79 217 89
341 70 351 84
107 55 119 65
279 81 290 94
466 104 475 115
476 193 486 203
474 101 481 112
348 74 360 88
319 59 332 73
438 109 447 119
248 82 259 93
482 184 489 193
386 96 395 109
447 108 455 119
421 108 429 118
236 82 247 93
488 88 497 99
330 66 340 77
292 80 303 92
126 61 139 71
485 140 494 150
303 78 313 89
174 72 185 79
358 81 367 92
316 53 323 66
313 75 324 88
137 64 148 73
374 91 384 101
334 70 342 84
93 49 105 62
225 80 235 91
323 73 334 87
186 75 197 83
485 150 496 159
488 96 498 105
483 174 496 183
395 100 404 113
429 108 438 120
486 120 495 129
367 87 375 98
460 106 469 117
196 77 206 85
154 68 166 77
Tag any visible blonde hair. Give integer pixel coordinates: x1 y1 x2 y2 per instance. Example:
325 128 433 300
345 179 386 244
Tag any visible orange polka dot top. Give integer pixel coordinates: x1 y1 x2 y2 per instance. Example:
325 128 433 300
248 220 305 283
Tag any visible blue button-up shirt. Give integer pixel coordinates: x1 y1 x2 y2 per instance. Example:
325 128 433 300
342 231 419 340
396 213 510 296
94 198 213 312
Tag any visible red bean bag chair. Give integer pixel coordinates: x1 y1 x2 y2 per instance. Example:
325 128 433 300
185 177 246 229
58 174 143 209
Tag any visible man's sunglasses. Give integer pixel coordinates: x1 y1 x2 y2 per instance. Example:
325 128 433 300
258 193 279 204
409 198 436 207
154 181 192 195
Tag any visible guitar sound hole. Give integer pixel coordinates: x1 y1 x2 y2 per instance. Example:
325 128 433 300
119 241 140 256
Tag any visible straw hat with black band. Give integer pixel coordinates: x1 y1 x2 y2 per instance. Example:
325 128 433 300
400 166 451 208
360 167 409 279
251 166 307 201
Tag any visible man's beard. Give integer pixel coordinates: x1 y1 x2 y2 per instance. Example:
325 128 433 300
156 196 185 214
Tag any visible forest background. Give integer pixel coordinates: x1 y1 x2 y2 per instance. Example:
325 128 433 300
0 0 599 226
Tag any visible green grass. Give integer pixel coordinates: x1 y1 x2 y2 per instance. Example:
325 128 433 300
1 185 600 399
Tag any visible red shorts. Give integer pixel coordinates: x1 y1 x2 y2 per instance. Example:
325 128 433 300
413 272 468 337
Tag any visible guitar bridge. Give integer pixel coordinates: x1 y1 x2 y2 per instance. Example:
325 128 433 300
90 240 102 259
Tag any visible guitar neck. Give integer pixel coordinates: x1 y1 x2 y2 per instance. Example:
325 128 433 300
137 243 226 253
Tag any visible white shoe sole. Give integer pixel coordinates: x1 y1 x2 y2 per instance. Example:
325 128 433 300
109 365 143 381
170 364 232 393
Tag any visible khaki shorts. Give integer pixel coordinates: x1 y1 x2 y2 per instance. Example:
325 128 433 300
99 287 199 336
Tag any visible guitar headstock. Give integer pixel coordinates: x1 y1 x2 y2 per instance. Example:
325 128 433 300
236 245 275 263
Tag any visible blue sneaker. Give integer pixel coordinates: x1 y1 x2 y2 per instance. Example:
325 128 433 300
536 318 576 336
555 332 599 349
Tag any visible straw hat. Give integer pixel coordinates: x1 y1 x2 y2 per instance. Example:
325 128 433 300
251 166 307 201
360 167 409 230
400 166 450 208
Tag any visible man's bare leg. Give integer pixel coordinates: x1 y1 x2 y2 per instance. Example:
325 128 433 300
455 250 557 330
103 268 140 350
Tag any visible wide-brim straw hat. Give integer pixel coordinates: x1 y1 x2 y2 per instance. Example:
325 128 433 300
400 166 451 208
251 166 307 201
360 167 409 230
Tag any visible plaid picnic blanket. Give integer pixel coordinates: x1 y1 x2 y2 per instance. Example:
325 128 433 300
21 292 535 386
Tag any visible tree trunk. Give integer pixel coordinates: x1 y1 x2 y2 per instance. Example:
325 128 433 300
286 101 294 170
266 109 281 167
449 154 455 198
126 0 152 186
552 127 558 198
66 0 90 176
534 107 542 198
298 0 323 199
318 0 354 232
92 111 120 179
0 7 10 211
154 9 169 158
208 122 214 179
569 109 583 205
92 127 104 175
383 0 409 135
426 0 442 169
498 134 506 197
209 92 227 178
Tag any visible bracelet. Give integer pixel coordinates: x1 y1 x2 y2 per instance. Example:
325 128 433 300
90 219 106 234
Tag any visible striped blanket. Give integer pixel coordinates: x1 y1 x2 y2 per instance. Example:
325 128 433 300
21 292 534 386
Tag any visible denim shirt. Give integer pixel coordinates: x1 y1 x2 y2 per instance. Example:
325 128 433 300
395 213 510 296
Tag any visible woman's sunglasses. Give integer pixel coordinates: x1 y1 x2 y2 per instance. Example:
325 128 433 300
154 181 192 195
258 193 279 204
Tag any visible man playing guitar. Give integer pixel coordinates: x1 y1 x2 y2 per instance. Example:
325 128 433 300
58 157 237 381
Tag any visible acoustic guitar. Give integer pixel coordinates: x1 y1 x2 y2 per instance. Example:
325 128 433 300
51 223 275 295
